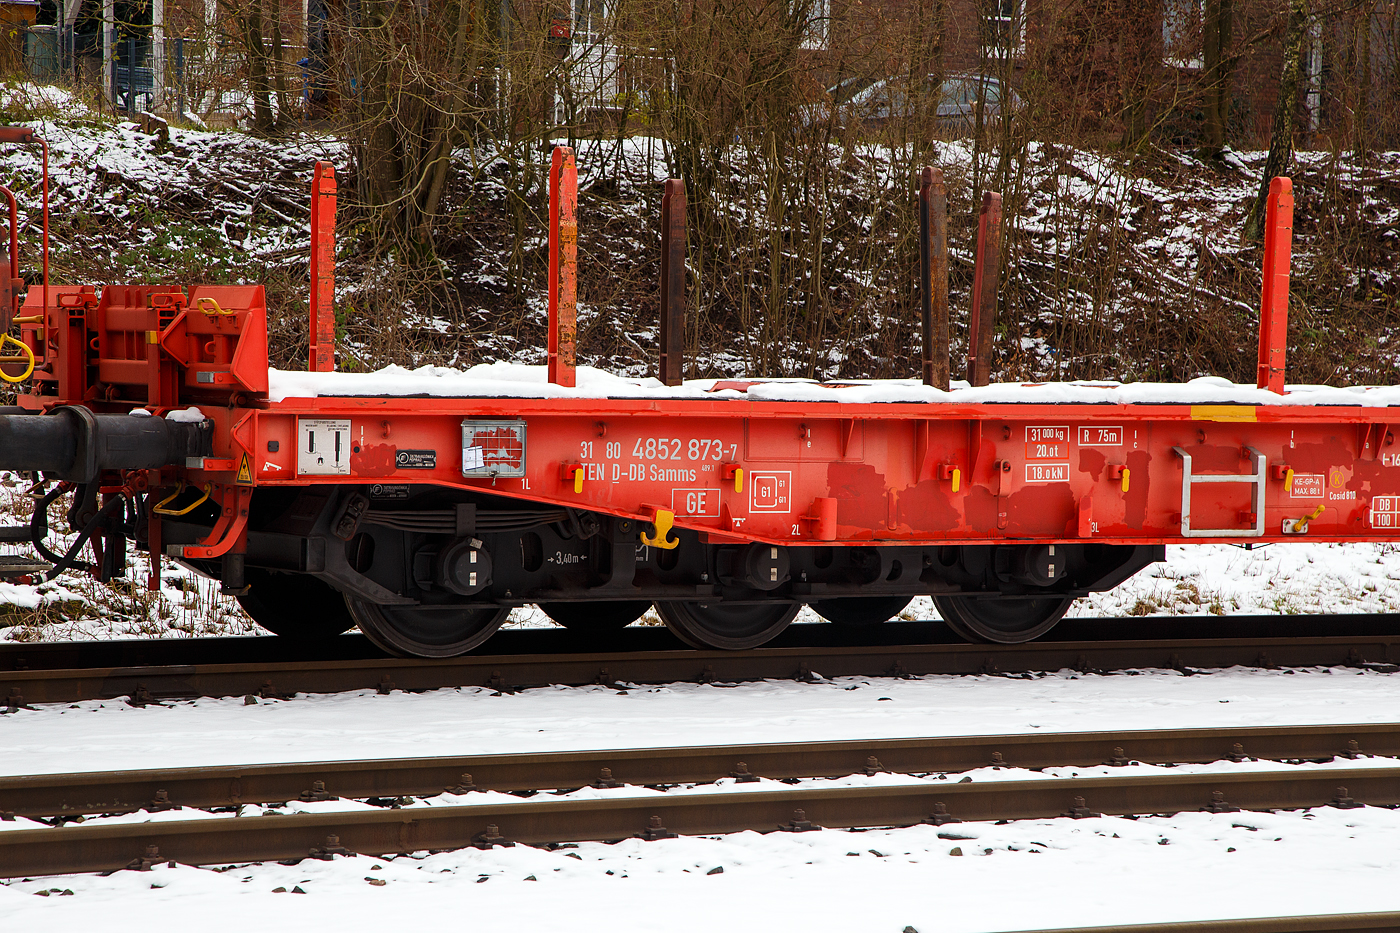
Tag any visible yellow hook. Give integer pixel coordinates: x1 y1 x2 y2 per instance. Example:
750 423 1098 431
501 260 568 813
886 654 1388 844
640 508 680 550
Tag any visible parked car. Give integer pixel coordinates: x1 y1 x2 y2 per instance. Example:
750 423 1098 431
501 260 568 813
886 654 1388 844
804 72 1020 137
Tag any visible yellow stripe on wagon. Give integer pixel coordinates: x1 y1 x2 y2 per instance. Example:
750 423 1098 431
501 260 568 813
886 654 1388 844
1191 405 1258 423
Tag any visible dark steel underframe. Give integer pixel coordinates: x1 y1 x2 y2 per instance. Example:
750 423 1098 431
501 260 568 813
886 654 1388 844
154 485 1164 614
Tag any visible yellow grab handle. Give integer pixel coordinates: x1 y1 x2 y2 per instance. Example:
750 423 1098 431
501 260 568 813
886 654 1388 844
196 297 234 316
152 482 213 517
0 333 34 383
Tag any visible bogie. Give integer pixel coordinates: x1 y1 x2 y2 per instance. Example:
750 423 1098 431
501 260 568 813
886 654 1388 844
157 486 1162 657
236 569 356 640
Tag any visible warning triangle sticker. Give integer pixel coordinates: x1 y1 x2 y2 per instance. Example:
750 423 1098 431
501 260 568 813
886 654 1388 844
236 453 253 485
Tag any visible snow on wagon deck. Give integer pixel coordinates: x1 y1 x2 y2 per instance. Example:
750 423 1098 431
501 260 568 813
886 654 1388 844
267 363 1400 408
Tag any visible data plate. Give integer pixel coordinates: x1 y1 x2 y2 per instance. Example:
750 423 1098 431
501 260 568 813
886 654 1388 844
461 420 527 478
297 419 352 475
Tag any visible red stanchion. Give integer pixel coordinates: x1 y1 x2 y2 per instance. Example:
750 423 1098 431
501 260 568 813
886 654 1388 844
1257 176 1293 395
308 161 337 373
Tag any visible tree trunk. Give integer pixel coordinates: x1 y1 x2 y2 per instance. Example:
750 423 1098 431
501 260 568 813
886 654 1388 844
233 0 275 135
1243 0 1308 242
416 0 486 241
1201 0 1235 154
270 5 290 127
352 0 406 230
1354 0 1372 159
1118 0 1163 150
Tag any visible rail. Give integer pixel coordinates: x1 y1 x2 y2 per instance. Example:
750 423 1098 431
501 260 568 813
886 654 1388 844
4 615 1398 706
2 754 1397 877
1024 914 1400 933
3 721 1393 818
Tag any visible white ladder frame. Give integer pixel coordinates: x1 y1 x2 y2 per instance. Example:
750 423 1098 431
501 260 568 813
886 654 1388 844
1172 446 1267 538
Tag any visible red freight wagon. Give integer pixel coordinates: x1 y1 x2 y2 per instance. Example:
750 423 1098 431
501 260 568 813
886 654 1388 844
0 131 1383 657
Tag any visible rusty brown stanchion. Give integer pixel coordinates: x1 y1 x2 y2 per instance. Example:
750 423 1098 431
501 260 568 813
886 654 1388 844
966 190 1003 387
659 178 686 387
918 167 950 390
547 146 578 388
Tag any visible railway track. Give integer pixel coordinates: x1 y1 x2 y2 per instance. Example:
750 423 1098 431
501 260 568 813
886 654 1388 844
2 722 1396 877
3 614 1399 706
2 613 1400 700
4 721 1394 818
1027 915 1400 933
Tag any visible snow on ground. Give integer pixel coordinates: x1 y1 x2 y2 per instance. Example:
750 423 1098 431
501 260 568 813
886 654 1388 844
5 542 1400 929
0 82 340 273
4 80 1396 384
3 804 1400 932
5 665 1400 776
5 665 1400 928
1070 541 1400 618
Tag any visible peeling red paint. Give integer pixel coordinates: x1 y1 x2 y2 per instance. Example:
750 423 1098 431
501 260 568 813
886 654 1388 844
352 443 397 477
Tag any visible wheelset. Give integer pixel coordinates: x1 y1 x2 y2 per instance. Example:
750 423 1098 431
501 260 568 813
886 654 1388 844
653 600 800 650
344 597 510 658
932 595 1074 644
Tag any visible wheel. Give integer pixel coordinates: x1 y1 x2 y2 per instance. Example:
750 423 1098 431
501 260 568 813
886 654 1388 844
932 595 1073 644
653 600 800 650
811 596 911 626
237 570 356 640
344 596 510 658
537 600 652 635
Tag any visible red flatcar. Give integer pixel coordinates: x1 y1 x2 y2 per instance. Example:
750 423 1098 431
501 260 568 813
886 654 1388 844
0 132 1383 657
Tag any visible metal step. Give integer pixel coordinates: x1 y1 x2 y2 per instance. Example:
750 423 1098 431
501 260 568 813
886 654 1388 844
0 526 31 543
0 554 50 576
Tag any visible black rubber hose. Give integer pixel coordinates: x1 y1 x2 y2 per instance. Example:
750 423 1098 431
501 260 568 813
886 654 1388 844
28 486 90 573
42 494 123 581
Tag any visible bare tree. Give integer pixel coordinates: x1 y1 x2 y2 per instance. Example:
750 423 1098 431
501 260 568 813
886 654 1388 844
1243 0 1309 241
221 0 277 134
1201 0 1236 154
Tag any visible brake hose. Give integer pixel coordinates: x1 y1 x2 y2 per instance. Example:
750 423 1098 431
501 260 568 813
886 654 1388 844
43 494 124 581
29 485 126 580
